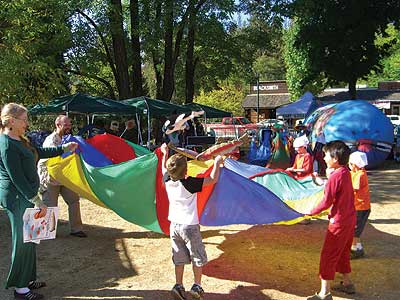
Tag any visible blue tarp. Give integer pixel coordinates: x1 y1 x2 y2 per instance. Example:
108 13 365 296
277 92 320 119
200 168 303 226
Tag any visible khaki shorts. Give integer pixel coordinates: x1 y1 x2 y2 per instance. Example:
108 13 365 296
170 223 208 267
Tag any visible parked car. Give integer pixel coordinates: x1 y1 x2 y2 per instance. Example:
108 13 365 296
206 117 260 138
257 118 287 128
387 115 400 126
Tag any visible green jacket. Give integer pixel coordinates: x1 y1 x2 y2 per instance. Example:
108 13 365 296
0 134 63 209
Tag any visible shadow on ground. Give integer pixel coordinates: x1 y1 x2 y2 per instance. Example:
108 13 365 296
202 219 400 300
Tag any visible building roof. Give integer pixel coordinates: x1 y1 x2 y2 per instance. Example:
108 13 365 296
243 85 400 110
242 93 291 109
318 88 400 102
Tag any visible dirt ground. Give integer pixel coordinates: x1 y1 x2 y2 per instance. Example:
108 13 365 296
1 161 399 300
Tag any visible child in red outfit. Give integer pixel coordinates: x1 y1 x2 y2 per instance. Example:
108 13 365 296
306 141 356 300
348 151 370 259
286 135 313 179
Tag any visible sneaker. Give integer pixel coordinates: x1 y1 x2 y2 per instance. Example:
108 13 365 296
306 293 333 300
350 249 364 259
14 290 44 300
189 284 204 300
28 281 46 290
171 284 186 300
332 281 356 294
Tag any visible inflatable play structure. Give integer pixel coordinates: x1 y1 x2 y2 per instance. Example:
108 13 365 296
305 100 394 168
47 134 325 234
247 128 273 166
247 122 292 168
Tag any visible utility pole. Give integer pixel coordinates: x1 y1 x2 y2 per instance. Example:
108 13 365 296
256 75 260 123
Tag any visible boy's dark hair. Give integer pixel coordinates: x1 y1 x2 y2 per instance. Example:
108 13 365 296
166 154 187 181
323 140 350 166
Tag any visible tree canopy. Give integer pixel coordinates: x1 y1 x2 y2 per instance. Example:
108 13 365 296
0 0 399 110
283 0 400 99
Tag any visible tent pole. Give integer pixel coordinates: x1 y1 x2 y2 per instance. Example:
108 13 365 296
257 75 260 123
136 113 143 145
202 113 208 136
144 101 151 149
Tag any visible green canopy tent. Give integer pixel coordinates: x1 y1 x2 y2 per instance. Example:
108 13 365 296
122 96 188 116
29 93 138 116
182 102 232 119
29 93 140 143
122 96 191 147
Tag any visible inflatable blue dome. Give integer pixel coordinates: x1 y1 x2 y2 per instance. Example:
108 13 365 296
305 100 394 168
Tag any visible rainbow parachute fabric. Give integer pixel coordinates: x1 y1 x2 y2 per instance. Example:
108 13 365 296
47 134 325 234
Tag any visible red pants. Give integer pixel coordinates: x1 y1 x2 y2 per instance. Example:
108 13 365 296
319 222 355 280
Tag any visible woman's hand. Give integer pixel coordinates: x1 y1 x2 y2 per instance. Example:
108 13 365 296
35 201 48 218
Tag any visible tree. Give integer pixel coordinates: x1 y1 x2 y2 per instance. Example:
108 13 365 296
366 24 400 87
194 82 245 116
283 20 325 100
0 1 72 105
285 0 400 99
108 0 131 99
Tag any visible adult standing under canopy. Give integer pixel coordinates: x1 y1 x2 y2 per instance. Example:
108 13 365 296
123 96 190 147
0 103 78 300
38 115 87 238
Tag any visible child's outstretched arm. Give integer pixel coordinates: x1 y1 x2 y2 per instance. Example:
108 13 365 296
160 143 169 175
203 155 224 187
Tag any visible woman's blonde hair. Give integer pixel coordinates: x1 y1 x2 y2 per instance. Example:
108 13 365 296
166 154 187 181
0 102 27 129
0 102 37 160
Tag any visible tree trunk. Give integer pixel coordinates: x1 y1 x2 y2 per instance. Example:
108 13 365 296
348 78 357 99
76 9 118 89
130 0 143 97
185 8 196 104
161 0 174 101
153 51 163 99
147 0 163 99
109 0 131 99
161 0 205 101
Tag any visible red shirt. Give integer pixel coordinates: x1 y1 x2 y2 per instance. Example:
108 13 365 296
310 166 356 226
292 152 313 179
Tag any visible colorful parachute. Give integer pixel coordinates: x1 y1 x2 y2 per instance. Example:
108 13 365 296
305 100 394 168
47 134 325 234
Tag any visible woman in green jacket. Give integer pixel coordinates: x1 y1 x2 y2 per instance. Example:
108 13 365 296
0 103 77 300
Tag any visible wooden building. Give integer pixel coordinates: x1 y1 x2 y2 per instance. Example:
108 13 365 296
319 81 400 115
242 80 400 124
242 80 291 123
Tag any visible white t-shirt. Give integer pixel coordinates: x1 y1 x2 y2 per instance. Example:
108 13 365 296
164 175 204 225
